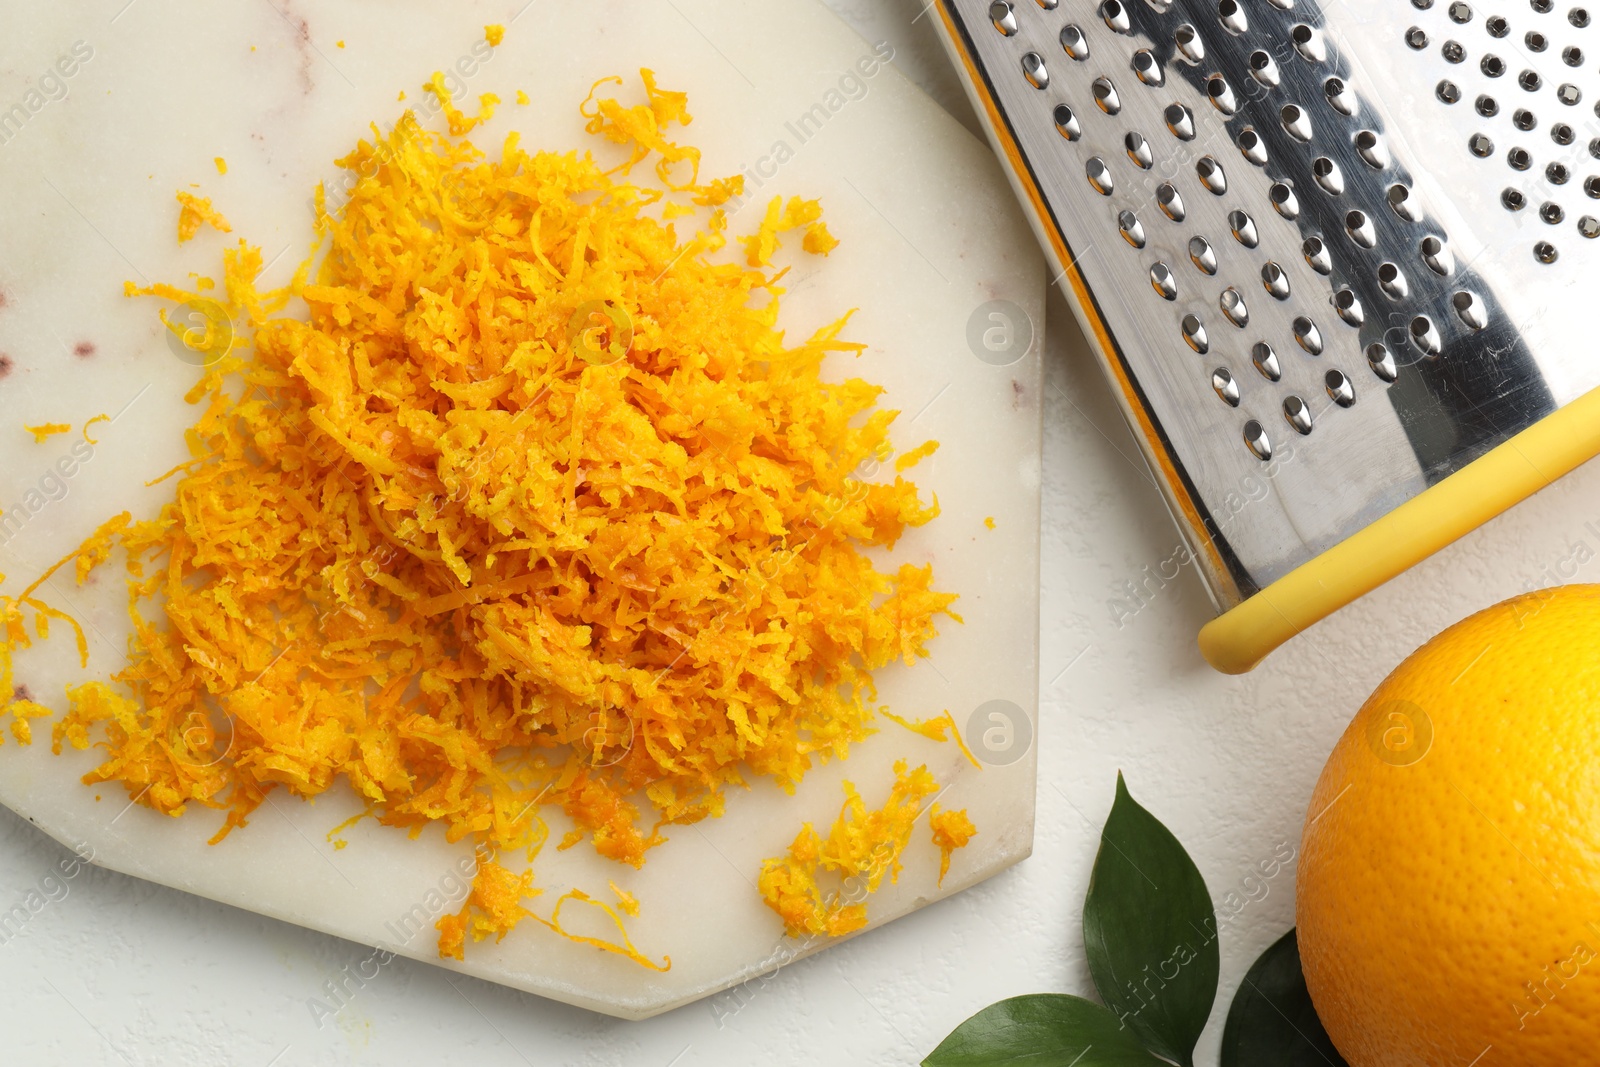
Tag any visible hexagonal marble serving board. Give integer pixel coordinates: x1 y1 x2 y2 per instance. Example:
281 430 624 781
0 0 1043 1019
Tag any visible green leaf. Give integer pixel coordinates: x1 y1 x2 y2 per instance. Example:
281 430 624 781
922 994 1170 1066
1220 929 1348 1067
1082 773 1219 1067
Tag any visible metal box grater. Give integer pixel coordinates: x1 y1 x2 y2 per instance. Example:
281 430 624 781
931 0 1600 670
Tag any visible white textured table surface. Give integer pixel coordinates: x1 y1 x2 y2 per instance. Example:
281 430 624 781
4 1 1600 1065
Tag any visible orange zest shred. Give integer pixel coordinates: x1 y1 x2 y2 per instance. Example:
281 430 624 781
757 759 939 938
215 157 228 175
894 440 938 473
0 71 962 964
882 708 979 767
609 879 640 917
436 854 541 960
929 803 976 887
82 414 110 444
175 191 232 243
24 423 70 443
742 196 835 268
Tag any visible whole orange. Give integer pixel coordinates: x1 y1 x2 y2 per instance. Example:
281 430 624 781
1297 585 1600 1066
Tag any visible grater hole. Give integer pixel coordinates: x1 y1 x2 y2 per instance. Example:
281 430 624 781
1508 146 1532 169
1293 25 1327 61
1526 30 1549 49
1470 132 1496 156
1220 287 1249 327
1388 183 1419 220
1230 209 1260 247
1513 107 1537 129
1326 370 1357 407
1503 186 1528 209
1313 156 1346 195
1126 132 1155 169
1198 156 1229 194
1022 52 1050 90
1451 0 1475 18
1243 420 1273 460
1519 69 1542 91
1592 137 1600 157
1379 261 1410 299
1326 77 1356 115
1558 84 1582 105
1093 77 1122 114
1534 240 1559 261
1438 79 1463 103
990 1 1020 35
1282 104 1313 140
1146 0 1172 10
1037 0 1060 7
1262 261 1291 299
1086 157 1115 195
1175 24 1206 63
1477 93 1500 115
1346 210 1376 247
1572 5 1591 23
1283 397 1312 433
1250 50 1280 87
1421 235 1455 274
1271 181 1301 218
1407 26 1430 48
1133 49 1165 87
1294 317 1325 354
1060 25 1092 60
1564 45 1584 65
1159 182 1187 220
1453 290 1489 329
1219 0 1249 34
1481 53 1505 75
1542 201 1565 222
1532 0 1553 9
1410 315 1442 355
1150 262 1179 299
1334 288 1365 326
1182 314 1209 352
1252 342 1282 381
1212 368 1241 406
1119 210 1147 248
1355 130 1389 169
1166 103 1197 140
1102 0 1132 33
1553 123 1575 144
1303 235 1333 273
1548 161 1570 183
1487 14 1511 34
1208 75 1238 115
1189 236 1219 274
1416 0 1434 7
1054 104 1083 141
1579 215 1600 237
1238 128 1269 166
1586 175 1600 196
1368 342 1399 382
1444 40 1468 62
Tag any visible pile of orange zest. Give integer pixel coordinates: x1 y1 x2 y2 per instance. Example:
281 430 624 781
175 191 232 243
24 422 70 443
743 196 837 267
0 70 959 963
485 24 505 46
436 854 541 959
757 759 940 938
929 803 976 887
82 414 110 444
894 440 938 472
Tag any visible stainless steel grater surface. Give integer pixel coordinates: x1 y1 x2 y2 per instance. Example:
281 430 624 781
932 0 1600 668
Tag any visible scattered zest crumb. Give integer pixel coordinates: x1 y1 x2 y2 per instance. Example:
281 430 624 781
984 516 995 530
24 422 70 444
214 157 227 175
758 761 943 938
485 24 505 46
895 440 939 473
929 804 976 887
516 90 529 106
175 191 232 243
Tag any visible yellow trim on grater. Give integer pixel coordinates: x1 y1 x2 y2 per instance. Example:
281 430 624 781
1199 383 1600 673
